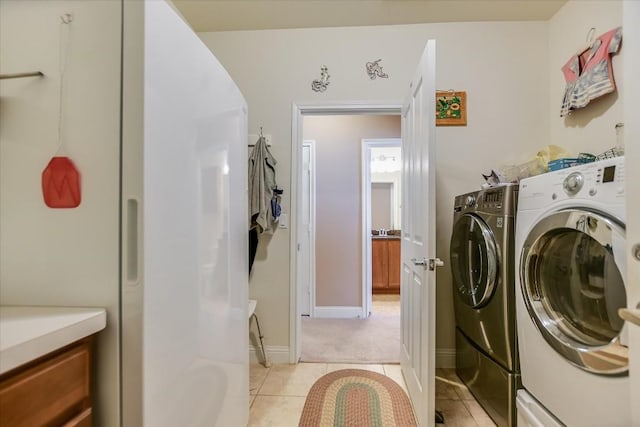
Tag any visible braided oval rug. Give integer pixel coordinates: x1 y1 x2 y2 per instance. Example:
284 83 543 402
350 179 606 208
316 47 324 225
299 369 418 427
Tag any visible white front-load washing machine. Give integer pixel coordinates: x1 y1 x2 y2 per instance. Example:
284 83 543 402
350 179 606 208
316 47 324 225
515 157 630 426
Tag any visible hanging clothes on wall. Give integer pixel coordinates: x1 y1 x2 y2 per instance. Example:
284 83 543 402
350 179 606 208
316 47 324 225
560 27 622 117
248 135 279 272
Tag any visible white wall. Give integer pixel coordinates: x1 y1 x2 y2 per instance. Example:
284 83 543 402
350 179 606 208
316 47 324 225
622 2 640 424
548 1 623 155
0 1 121 424
371 183 393 230
200 20 549 352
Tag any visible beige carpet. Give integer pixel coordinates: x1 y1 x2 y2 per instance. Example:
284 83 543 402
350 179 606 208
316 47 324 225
300 295 400 363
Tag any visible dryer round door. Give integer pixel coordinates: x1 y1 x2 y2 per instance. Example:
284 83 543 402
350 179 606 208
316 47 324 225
450 213 498 309
520 209 628 375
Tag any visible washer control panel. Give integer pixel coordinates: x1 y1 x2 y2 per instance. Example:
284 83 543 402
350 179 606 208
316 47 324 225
563 171 584 195
597 162 624 185
586 158 625 198
520 157 625 210
549 157 624 203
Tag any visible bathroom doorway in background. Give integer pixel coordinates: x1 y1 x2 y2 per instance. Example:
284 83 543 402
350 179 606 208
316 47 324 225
362 139 402 317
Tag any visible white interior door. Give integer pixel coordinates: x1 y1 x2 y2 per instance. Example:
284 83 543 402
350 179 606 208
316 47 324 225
623 1 640 424
400 40 438 427
299 141 315 316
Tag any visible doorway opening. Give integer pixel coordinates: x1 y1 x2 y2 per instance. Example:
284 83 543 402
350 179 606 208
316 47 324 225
290 104 403 364
290 42 437 426
363 139 402 318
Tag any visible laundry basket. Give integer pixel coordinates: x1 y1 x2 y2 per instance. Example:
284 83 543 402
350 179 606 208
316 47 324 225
548 153 596 171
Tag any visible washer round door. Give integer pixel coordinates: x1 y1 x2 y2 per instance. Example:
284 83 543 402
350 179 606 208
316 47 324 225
520 209 628 375
450 213 498 309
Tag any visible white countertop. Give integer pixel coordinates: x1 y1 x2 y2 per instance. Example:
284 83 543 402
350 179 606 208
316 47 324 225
0 306 107 375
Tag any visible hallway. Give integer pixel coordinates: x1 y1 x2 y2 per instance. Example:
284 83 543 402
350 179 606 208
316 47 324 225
300 295 400 363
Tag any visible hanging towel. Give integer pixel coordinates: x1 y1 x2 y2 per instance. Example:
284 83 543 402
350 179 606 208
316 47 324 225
249 136 278 234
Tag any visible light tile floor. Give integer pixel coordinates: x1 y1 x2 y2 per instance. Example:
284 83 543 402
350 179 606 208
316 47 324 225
249 362 496 426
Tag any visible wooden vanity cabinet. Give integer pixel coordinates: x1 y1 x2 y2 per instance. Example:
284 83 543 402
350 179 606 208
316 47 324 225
372 238 401 294
372 239 388 291
0 337 94 427
387 239 401 289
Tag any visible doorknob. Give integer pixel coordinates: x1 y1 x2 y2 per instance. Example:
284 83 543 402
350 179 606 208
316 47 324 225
411 257 444 270
429 258 444 271
619 308 640 327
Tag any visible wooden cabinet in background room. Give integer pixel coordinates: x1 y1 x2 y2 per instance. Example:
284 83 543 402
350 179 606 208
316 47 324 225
372 238 401 294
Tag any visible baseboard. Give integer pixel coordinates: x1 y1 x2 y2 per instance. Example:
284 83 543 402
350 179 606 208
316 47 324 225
249 345 290 365
250 345 455 367
436 348 456 368
313 306 363 319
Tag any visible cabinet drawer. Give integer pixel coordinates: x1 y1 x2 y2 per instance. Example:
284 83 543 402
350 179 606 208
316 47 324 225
63 407 92 427
0 340 91 427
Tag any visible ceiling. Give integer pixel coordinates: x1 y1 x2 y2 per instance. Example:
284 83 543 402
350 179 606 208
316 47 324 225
172 0 568 33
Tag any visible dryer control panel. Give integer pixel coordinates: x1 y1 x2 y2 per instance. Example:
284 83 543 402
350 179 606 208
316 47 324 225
453 184 518 218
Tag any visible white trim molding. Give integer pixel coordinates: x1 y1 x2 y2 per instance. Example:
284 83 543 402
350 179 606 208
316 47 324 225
436 348 456 369
290 101 403 364
313 306 364 319
249 346 291 365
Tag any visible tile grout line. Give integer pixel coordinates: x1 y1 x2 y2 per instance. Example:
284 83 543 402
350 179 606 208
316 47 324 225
253 365 271 396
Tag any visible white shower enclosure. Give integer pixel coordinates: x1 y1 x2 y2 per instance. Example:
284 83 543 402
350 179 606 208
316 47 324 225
121 2 249 426
0 0 248 425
